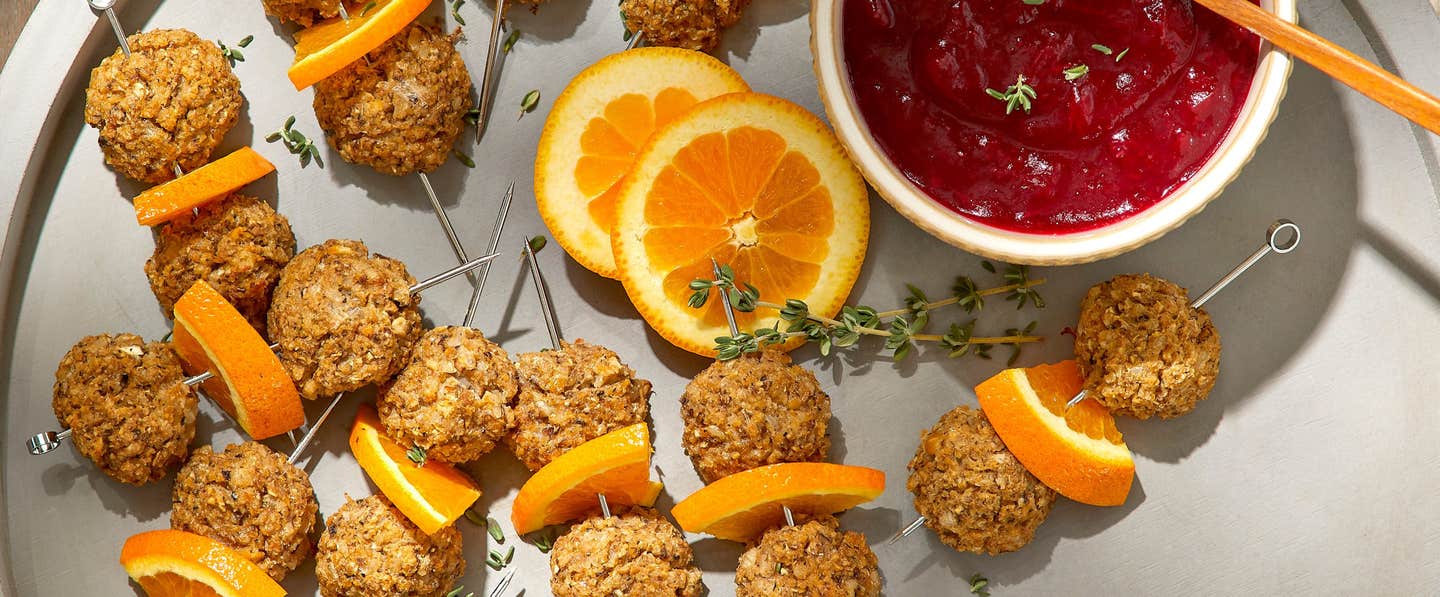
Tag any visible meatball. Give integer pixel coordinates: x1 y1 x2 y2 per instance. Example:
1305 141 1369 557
84 29 242 183
735 515 880 597
620 0 750 52
315 495 465 597
51 334 197 485
144 193 295 338
681 349 830 483
907 406 1056 555
268 239 422 400
549 508 704 597
261 0 341 26
1074 273 1221 420
505 340 652 471
170 442 318 581
379 326 517 464
313 23 472 176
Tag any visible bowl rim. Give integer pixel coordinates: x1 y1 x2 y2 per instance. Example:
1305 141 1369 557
810 0 1299 265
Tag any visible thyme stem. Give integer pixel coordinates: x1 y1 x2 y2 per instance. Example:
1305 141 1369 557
872 279 1046 319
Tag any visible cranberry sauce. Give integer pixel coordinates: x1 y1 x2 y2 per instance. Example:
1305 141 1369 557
844 0 1260 234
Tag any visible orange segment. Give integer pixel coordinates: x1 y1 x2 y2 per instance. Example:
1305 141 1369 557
134 147 276 226
349 405 481 535
671 463 884 543
287 0 432 90
120 529 286 597
171 281 304 440
975 360 1135 507
535 47 750 278
611 93 870 357
510 423 662 535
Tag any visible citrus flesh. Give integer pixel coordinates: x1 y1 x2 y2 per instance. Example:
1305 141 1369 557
287 0 432 90
120 529 285 597
511 422 662 535
134 147 275 226
349 405 482 535
536 47 750 278
671 462 884 543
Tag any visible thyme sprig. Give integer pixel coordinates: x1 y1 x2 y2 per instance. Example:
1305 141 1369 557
217 35 252 64
693 262 1045 362
985 74 1037 115
969 573 991 597
486 545 515 570
450 0 466 25
264 116 323 167
404 444 427 466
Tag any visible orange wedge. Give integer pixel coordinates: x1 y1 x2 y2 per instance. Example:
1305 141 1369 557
511 422 663 535
171 281 304 440
975 360 1135 507
535 47 750 279
610 93 870 357
120 529 286 597
350 405 482 535
671 462 884 542
287 0 432 90
134 147 275 226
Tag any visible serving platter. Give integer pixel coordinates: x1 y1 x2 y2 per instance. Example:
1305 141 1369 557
3 0 1440 595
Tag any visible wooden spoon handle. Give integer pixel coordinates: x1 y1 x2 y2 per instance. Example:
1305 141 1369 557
1194 0 1440 135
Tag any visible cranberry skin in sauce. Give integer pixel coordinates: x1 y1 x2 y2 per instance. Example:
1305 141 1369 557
843 0 1261 234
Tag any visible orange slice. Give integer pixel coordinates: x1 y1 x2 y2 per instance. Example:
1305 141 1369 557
287 0 432 90
134 147 276 226
611 93 869 357
510 422 663 535
120 529 286 597
975 360 1135 507
671 462 884 542
535 47 750 279
350 404 482 535
171 281 304 440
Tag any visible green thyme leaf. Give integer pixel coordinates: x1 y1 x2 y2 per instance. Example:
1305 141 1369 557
503 29 521 53
360 1 377 16
518 89 541 119
451 0 466 25
464 509 485 526
969 573 990 596
237 35 254 48
446 586 474 597
1063 64 1089 81
453 149 475 168
1115 48 1130 62
487 517 505 543
985 74 1036 115
1091 43 1113 55
528 235 548 253
405 445 427 466
1021 0 1045 4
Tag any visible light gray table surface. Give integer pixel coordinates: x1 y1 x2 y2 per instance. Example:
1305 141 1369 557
2 1 1439 595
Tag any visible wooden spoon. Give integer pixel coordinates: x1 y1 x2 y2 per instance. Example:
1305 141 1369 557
1194 0 1440 135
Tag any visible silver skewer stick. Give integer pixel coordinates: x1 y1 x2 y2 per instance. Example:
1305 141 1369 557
463 182 515 326
598 492 612 518
712 259 740 338
625 30 645 50
418 172 472 269
288 391 345 464
474 0 508 142
524 237 562 350
489 568 516 597
87 0 131 57
337 1 351 21
887 516 927 544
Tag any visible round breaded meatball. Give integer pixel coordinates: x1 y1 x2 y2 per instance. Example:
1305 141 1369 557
550 508 704 597
907 406 1056 555
379 326 517 464
315 495 465 597
313 23 472 176
144 194 295 338
681 349 830 483
170 442 318 581
620 0 750 52
505 339 652 471
84 29 242 183
261 0 341 26
268 239 422 400
1075 273 1221 420
735 515 880 597
51 334 197 485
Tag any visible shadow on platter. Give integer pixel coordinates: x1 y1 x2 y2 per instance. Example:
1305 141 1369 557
716 0 809 61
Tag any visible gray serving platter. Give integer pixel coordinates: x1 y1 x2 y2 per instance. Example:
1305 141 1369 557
3 0 1440 595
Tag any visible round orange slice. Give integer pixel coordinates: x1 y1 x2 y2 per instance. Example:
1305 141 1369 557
535 47 750 279
171 280 304 440
133 147 276 226
287 0 432 90
350 404 482 535
611 92 870 357
120 529 286 597
975 360 1135 507
511 422 663 535
671 462 884 543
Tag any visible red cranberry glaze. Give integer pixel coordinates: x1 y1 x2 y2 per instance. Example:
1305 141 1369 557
844 0 1261 234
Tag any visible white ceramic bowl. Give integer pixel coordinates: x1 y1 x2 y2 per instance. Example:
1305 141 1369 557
811 0 1298 265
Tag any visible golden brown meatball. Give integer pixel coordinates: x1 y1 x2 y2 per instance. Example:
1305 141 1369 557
261 0 341 26
907 406 1056 555
620 0 750 52
268 239 422 400
379 326 517 464
313 23 472 176
144 193 295 338
735 515 880 597
51 334 197 485
681 349 830 483
170 442 318 581
549 508 704 597
84 29 242 183
315 495 465 597
505 339 652 471
1074 273 1221 420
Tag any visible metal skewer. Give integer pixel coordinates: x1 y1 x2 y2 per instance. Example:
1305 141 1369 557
489 569 516 597
474 0 508 142
87 0 131 57
625 30 645 50
463 182 515 326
